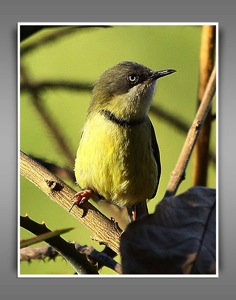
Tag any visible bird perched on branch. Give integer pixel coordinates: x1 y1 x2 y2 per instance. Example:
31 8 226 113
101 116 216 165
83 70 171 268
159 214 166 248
70 61 175 221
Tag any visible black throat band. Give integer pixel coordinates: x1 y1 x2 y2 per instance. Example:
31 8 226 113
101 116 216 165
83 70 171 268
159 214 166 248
100 109 145 128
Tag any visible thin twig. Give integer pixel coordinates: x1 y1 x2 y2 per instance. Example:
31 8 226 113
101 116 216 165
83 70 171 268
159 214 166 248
150 105 216 167
150 105 189 133
21 66 75 166
20 244 59 262
20 80 92 93
20 26 61 42
20 26 110 56
20 151 122 254
165 66 216 197
192 25 216 186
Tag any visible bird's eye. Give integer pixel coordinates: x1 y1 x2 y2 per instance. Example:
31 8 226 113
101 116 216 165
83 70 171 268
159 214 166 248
128 74 139 83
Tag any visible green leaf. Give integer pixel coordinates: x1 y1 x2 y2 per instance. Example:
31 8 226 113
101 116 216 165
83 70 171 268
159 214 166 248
20 227 74 249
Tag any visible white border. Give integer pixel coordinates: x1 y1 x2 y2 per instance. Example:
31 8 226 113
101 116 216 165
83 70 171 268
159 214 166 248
18 22 219 278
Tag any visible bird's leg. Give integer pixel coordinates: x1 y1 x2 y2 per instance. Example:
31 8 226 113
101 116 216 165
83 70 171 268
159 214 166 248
68 189 94 212
127 205 137 222
128 201 148 221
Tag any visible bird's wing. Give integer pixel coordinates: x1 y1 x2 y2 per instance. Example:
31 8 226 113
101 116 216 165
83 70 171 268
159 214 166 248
127 118 161 221
148 117 161 198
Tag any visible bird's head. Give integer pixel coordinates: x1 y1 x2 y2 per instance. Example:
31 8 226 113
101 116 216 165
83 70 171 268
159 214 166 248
88 61 176 121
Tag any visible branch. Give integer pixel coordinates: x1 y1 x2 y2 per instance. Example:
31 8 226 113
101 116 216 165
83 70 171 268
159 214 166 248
20 151 122 254
165 66 216 197
75 244 122 274
20 26 62 42
21 66 75 166
150 104 189 133
20 244 59 262
192 25 216 186
20 80 92 93
20 26 110 56
150 105 216 167
20 215 98 274
20 221 120 274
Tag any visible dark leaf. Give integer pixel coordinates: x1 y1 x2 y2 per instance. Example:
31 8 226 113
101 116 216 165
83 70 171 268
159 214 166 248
120 186 216 274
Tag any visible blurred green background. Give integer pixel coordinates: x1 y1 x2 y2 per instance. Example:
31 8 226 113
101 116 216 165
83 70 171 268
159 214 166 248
19 25 216 275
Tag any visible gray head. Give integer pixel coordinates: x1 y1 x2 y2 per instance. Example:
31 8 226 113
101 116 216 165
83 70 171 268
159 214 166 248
88 61 176 120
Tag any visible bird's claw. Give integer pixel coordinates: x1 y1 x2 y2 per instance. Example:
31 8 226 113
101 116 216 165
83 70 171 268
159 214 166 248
68 190 93 212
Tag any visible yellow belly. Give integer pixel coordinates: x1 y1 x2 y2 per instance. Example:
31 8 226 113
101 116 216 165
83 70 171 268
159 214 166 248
75 114 158 207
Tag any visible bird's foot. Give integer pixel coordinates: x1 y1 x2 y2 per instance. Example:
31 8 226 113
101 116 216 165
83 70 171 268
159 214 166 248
68 189 93 212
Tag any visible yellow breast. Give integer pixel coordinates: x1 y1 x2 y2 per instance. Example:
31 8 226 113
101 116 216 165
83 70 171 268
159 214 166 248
75 113 158 207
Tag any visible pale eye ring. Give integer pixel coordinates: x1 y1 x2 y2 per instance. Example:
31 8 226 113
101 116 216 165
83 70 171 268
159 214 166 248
128 74 139 83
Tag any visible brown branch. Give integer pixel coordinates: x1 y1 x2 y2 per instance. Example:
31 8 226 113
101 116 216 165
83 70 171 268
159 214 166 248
20 80 93 93
192 25 216 186
20 245 59 262
165 66 216 197
20 151 122 254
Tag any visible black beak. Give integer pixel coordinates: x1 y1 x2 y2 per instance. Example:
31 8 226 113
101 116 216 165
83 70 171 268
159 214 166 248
151 69 176 80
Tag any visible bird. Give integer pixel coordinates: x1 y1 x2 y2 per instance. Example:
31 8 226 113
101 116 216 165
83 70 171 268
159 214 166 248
70 61 176 222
